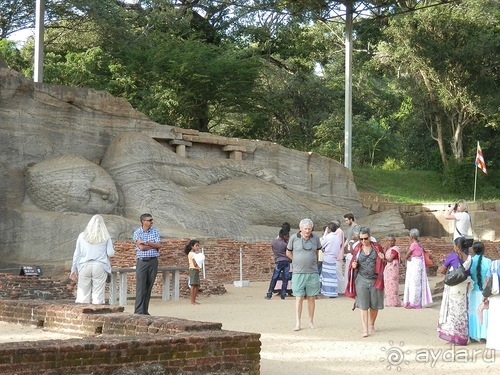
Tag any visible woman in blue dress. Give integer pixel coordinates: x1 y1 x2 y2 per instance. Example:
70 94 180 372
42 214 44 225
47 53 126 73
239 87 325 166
468 241 491 341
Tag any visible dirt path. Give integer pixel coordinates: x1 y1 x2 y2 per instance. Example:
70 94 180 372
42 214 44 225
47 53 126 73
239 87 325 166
1 277 497 374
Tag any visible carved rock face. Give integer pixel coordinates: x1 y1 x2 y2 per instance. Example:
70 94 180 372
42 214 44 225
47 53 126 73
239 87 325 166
26 156 119 214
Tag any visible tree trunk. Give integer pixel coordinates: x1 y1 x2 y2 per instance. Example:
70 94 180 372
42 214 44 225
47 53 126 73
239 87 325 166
433 114 447 166
450 122 464 163
449 105 473 164
190 100 210 132
419 69 447 165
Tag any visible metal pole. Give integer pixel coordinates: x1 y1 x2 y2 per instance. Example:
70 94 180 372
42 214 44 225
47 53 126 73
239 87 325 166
202 247 206 279
34 0 45 82
239 247 243 282
473 158 478 202
344 1 353 170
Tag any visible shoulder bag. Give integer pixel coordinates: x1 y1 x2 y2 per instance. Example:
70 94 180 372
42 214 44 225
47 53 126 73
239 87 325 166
423 248 433 267
444 263 467 286
483 260 499 297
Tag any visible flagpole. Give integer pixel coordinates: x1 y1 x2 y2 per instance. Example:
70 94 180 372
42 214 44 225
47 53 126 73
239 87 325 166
473 161 478 202
474 141 487 202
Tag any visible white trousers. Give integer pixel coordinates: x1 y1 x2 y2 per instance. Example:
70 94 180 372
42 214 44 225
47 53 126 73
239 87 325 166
75 261 108 304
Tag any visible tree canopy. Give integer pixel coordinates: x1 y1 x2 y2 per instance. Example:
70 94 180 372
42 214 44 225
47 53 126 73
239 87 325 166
1 0 498 186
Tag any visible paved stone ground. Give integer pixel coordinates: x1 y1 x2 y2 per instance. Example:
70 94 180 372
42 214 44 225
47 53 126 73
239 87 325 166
1 277 497 374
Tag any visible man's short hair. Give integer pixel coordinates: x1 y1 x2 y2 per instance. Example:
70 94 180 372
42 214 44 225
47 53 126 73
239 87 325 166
344 213 355 221
327 221 339 233
299 218 314 229
140 213 153 222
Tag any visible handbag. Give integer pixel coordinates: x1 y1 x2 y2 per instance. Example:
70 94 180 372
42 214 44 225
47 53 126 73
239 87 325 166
444 263 467 286
483 277 492 298
423 249 433 267
345 249 361 299
482 260 499 297
344 266 357 298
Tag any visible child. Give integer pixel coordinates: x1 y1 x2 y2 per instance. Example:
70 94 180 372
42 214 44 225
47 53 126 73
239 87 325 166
184 239 201 305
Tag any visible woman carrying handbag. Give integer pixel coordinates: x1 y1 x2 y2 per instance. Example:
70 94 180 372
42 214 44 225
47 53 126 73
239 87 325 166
437 237 472 345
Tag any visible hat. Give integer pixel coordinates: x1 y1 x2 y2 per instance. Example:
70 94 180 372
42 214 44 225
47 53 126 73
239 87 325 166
194 253 205 269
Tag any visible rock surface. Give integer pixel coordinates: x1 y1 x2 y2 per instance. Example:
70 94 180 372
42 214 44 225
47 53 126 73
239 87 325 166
0 67 374 273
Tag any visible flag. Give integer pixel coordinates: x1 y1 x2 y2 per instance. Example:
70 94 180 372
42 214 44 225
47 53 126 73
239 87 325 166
475 142 487 174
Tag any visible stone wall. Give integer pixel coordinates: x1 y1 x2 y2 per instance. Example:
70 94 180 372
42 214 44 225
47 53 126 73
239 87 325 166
108 236 500 298
0 300 260 375
359 193 500 241
4 235 498 301
110 238 272 296
0 273 74 300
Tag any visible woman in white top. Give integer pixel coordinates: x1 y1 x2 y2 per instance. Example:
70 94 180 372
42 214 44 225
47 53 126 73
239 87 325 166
445 199 471 240
70 215 115 304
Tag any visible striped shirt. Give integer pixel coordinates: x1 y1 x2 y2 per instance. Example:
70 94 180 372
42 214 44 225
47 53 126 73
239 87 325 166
133 226 161 259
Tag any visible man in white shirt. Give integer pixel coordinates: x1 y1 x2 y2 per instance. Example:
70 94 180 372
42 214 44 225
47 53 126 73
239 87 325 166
445 200 471 240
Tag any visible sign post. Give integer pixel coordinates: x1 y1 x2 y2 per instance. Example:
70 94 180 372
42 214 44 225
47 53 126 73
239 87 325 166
233 247 250 287
19 266 42 276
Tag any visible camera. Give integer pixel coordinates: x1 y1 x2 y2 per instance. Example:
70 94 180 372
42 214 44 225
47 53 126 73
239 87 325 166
448 203 458 210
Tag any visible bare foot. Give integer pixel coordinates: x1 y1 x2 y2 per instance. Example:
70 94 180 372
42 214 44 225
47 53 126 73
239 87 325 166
369 326 375 334
362 332 369 338
191 302 201 305
293 325 301 331
309 322 315 329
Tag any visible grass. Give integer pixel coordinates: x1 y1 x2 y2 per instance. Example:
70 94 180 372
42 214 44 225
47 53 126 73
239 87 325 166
352 167 499 204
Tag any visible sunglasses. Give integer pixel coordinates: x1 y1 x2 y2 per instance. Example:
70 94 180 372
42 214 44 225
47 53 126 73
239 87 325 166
359 237 370 241
144 219 153 222
301 238 313 250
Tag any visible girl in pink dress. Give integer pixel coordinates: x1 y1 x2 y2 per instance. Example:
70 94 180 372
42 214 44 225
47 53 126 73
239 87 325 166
383 235 401 307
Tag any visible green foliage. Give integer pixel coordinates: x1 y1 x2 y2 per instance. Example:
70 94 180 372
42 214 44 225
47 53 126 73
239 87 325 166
442 158 474 196
216 66 337 151
0 0 35 39
353 167 500 203
376 0 500 163
0 39 30 72
381 157 405 171
353 167 448 203
129 37 262 131
2 0 499 172
12 2 264 133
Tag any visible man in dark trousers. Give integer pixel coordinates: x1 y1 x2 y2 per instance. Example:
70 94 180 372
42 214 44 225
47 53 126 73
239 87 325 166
265 228 291 300
132 213 162 315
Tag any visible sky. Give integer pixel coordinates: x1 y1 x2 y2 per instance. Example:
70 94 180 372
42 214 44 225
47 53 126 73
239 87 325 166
8 29 34 45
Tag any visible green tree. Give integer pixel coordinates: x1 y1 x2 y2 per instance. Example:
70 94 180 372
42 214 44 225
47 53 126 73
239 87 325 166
12 1 264 132
0 38 30 72
376 0 500 165
0 0 35 39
